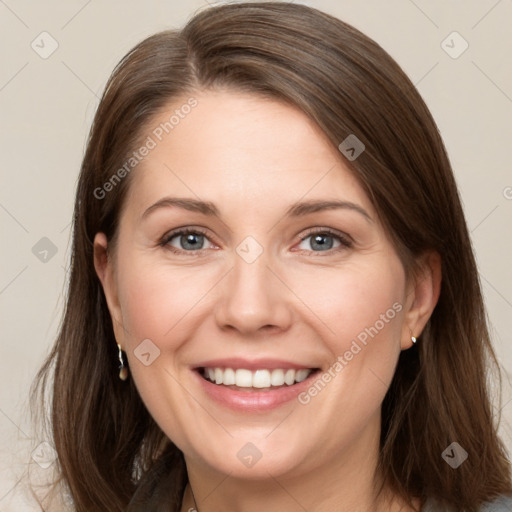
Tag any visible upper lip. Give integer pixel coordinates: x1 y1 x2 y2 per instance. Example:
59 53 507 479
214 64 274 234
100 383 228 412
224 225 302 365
191 357 319 371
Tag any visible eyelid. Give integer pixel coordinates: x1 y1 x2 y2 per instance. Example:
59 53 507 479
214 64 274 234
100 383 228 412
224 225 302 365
298 226 352 244
294 227 353 252
159 226 217 254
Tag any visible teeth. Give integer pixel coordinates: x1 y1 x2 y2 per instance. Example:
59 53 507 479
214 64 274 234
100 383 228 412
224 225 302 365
202 367 314 388
223 367 236 385
284 369 295 385
253 370 270 388
295 369 311 382
235 369 253 387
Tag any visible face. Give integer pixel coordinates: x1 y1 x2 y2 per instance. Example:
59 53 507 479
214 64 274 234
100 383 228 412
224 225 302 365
94 90 432 482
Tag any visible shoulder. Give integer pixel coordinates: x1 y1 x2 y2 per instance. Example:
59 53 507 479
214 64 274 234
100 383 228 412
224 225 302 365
422 494 512 511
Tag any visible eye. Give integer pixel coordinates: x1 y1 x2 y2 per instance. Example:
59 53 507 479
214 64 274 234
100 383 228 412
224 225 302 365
296 228 352 253
160 228 216 254
159 227 352 256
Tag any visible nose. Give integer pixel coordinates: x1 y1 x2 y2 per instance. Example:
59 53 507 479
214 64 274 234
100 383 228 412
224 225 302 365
214 246 294 337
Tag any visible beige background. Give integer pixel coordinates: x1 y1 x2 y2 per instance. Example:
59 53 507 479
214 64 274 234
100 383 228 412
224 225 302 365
1 0 511 509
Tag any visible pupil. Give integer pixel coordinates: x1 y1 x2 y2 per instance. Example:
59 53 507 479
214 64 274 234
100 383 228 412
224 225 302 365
182 233 203 250
312 234 333 251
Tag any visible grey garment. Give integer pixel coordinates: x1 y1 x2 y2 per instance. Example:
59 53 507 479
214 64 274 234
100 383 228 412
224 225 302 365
422 495 512 511
481 496 512 512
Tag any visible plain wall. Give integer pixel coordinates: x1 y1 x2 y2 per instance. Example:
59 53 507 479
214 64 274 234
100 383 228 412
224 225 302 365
1 0 511 509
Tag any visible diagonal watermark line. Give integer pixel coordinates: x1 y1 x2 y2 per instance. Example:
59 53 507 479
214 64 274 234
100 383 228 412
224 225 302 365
61 61 100 99
61 0 92 29
59 221 72 233
0 266 28 295
368 367 387 388
161 365 234 437
265 408 296 438
480 273 512 309
0 408 30 438
112 311 136 341
196 471 232 505
492 368 512 415
0 203 29 232
265 265 336 335
497 396 512 414
0 0 29 28
267 472 308 511
164 267 233 336
472 61 512 104
0 62 29 92
415 62 439 86
407 0 439 28
470 204 499 233
164 163 203 200
472 0 503 29
0 474 24 503
266 163 336 234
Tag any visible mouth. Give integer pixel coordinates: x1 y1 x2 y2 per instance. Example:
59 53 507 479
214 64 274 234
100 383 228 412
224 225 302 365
196 366 322 392
191 357 324 411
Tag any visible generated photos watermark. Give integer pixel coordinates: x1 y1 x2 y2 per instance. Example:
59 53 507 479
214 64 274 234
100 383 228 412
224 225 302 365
298 301 403 405
93 97 198 200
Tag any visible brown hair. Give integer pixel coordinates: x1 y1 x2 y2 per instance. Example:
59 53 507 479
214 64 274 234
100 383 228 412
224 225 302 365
31 2 511 511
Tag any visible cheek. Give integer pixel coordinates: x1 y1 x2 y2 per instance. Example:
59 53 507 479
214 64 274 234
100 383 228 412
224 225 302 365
290 255 405 356
114 256 220 448
290 255 406 436
117 256 215 344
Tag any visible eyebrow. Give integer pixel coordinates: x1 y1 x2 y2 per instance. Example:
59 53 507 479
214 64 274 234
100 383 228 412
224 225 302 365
141 197 373 223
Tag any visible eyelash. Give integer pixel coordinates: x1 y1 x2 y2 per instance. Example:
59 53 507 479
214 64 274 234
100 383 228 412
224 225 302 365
159 227 353 256
159 227 212 257
298 227 353 254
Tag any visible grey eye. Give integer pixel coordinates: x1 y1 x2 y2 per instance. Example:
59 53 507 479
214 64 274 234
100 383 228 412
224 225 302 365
167 231 213 251
298 233 341 251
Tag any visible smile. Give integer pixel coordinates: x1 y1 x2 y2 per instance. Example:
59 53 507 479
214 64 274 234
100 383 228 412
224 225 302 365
192 362 322 411
199 367 317 390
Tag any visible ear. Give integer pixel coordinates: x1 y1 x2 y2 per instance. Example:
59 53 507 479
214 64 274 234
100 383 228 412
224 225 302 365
93 232 125 346
401 250 442 350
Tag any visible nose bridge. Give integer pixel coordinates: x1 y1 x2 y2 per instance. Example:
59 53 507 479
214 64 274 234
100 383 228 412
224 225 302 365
214 238 292 334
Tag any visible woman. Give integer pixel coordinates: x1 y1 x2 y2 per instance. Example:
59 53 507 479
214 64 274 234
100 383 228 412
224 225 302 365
31 2 512 511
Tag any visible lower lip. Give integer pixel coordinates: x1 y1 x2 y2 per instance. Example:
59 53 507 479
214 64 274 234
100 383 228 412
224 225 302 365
192 369 320 412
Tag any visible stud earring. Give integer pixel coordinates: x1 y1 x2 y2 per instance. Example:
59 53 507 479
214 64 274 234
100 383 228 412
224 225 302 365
117 343 129 380
411 336 417 344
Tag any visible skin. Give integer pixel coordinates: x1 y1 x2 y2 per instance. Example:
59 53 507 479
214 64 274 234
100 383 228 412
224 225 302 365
94 90 441 512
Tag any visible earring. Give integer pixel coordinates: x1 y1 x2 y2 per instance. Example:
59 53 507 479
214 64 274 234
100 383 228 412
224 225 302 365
411 336 417 344
117 343 129 381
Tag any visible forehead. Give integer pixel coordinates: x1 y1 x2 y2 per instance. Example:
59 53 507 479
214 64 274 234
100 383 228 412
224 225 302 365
125 90 374 218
